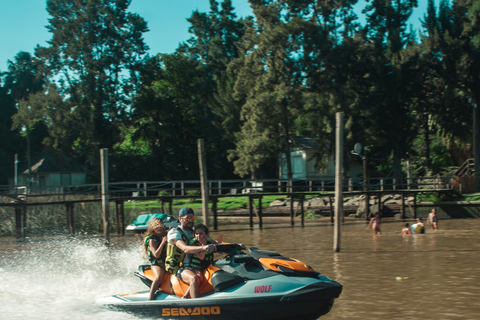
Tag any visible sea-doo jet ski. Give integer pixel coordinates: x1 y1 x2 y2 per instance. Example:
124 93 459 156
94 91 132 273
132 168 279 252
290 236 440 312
98 244 342 320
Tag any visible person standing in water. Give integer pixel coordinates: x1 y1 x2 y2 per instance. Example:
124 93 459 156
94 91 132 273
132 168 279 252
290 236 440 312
427 208 439 230
367 213 382 234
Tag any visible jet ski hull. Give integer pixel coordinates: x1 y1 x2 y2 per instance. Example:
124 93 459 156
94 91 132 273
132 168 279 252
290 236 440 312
99 277 342 320
100 290 339 320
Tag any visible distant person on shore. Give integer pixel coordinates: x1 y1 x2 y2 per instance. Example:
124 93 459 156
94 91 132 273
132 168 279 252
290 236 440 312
143 217 168 300
427 208 439 230
401 223 412 235
367 213 381 234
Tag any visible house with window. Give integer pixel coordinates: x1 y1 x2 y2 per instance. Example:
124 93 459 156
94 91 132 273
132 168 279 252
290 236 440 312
280 137 362 180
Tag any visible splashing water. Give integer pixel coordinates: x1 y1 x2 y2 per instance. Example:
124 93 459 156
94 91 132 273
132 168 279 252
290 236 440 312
0 236 146 320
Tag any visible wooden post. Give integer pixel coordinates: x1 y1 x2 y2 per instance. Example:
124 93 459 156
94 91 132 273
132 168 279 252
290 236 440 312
22 205 27 239
365 192 370 221
115 200 125 235
300 195 305 227
197 139 209 227
258 196 263 229
334 112 344 252
249 196 254 228
100 148 110 245
14 205 27 240
66 203 74 236
329 196 334 224
413 194 417 219
378 192 382 217
401 193 405 219
161 198 167 213
15 206 22 239
290 194 295 226
212 197 218 231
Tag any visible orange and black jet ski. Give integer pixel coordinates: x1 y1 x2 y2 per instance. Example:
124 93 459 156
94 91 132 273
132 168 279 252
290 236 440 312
98 244 342 320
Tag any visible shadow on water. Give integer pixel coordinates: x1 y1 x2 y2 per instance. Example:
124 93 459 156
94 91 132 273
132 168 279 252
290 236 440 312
1 218 480 319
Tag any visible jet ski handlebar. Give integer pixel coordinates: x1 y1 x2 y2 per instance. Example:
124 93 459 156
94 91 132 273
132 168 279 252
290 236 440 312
213 243 246 255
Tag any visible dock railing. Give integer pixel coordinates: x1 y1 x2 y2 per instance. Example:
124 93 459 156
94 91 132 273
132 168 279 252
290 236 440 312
1 176 455 200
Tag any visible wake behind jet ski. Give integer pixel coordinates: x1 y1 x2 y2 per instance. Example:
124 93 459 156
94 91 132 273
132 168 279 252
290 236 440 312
98 244 343 320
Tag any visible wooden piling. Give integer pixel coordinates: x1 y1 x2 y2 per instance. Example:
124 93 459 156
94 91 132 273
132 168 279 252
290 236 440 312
66 203 74 236
365 193 370 221
100 148 110 245
334 112 344 252
212 197 218 230
401 193 405 219
15 206 22 239
115 200 125 235
249 196 254 228
197 139 209 227
290 195 295 226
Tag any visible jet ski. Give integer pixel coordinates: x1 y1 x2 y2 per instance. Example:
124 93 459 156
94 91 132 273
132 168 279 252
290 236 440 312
125 213 180 233
97 244 342 320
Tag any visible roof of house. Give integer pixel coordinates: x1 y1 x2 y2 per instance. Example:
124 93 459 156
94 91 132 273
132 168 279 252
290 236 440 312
291 137 320 150
19 152 85 174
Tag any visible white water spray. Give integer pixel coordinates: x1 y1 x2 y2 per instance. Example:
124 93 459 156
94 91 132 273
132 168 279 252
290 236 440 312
0 237 147 320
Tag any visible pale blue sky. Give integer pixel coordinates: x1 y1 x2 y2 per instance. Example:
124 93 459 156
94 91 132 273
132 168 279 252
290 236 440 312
0 0 432 73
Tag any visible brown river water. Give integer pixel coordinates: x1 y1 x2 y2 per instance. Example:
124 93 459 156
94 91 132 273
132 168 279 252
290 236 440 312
1 217 479 320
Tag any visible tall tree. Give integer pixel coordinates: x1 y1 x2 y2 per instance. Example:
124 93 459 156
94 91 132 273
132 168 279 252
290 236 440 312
0 83 19 185
35 0 149 174
180 0 246 178
3 51 47 185
357 0 420 179
131 53 213 180
228 1 308 178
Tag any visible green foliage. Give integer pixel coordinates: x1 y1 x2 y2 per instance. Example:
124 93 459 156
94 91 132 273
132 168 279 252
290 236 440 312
416 192 445 202
2 0 480 184
302 210 320 220
35 0 149 174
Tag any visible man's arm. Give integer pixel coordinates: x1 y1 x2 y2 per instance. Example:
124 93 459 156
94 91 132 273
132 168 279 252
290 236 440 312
173 239 215 254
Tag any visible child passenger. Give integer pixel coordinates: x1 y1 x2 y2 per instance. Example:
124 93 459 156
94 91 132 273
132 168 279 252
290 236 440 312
143 217 168 300
182 224 216 299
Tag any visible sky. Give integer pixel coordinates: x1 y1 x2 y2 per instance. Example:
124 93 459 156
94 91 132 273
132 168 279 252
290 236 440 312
0 0 432 73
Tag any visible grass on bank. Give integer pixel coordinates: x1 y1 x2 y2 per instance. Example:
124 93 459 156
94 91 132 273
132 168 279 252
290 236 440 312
123 195 292 212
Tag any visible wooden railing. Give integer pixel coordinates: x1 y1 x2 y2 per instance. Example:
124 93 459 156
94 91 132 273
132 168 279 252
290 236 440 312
455 158 475 177
1 176 455 201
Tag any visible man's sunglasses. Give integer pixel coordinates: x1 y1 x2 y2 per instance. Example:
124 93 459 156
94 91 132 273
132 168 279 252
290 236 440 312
183 216 195 222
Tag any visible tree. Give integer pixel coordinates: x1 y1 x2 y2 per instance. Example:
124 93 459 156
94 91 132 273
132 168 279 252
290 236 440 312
0 83 19 185
180 0 246 178
228 1 308 178
3 51 47 185
355 0 421 179
35 0 149 175
131 53 215 180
